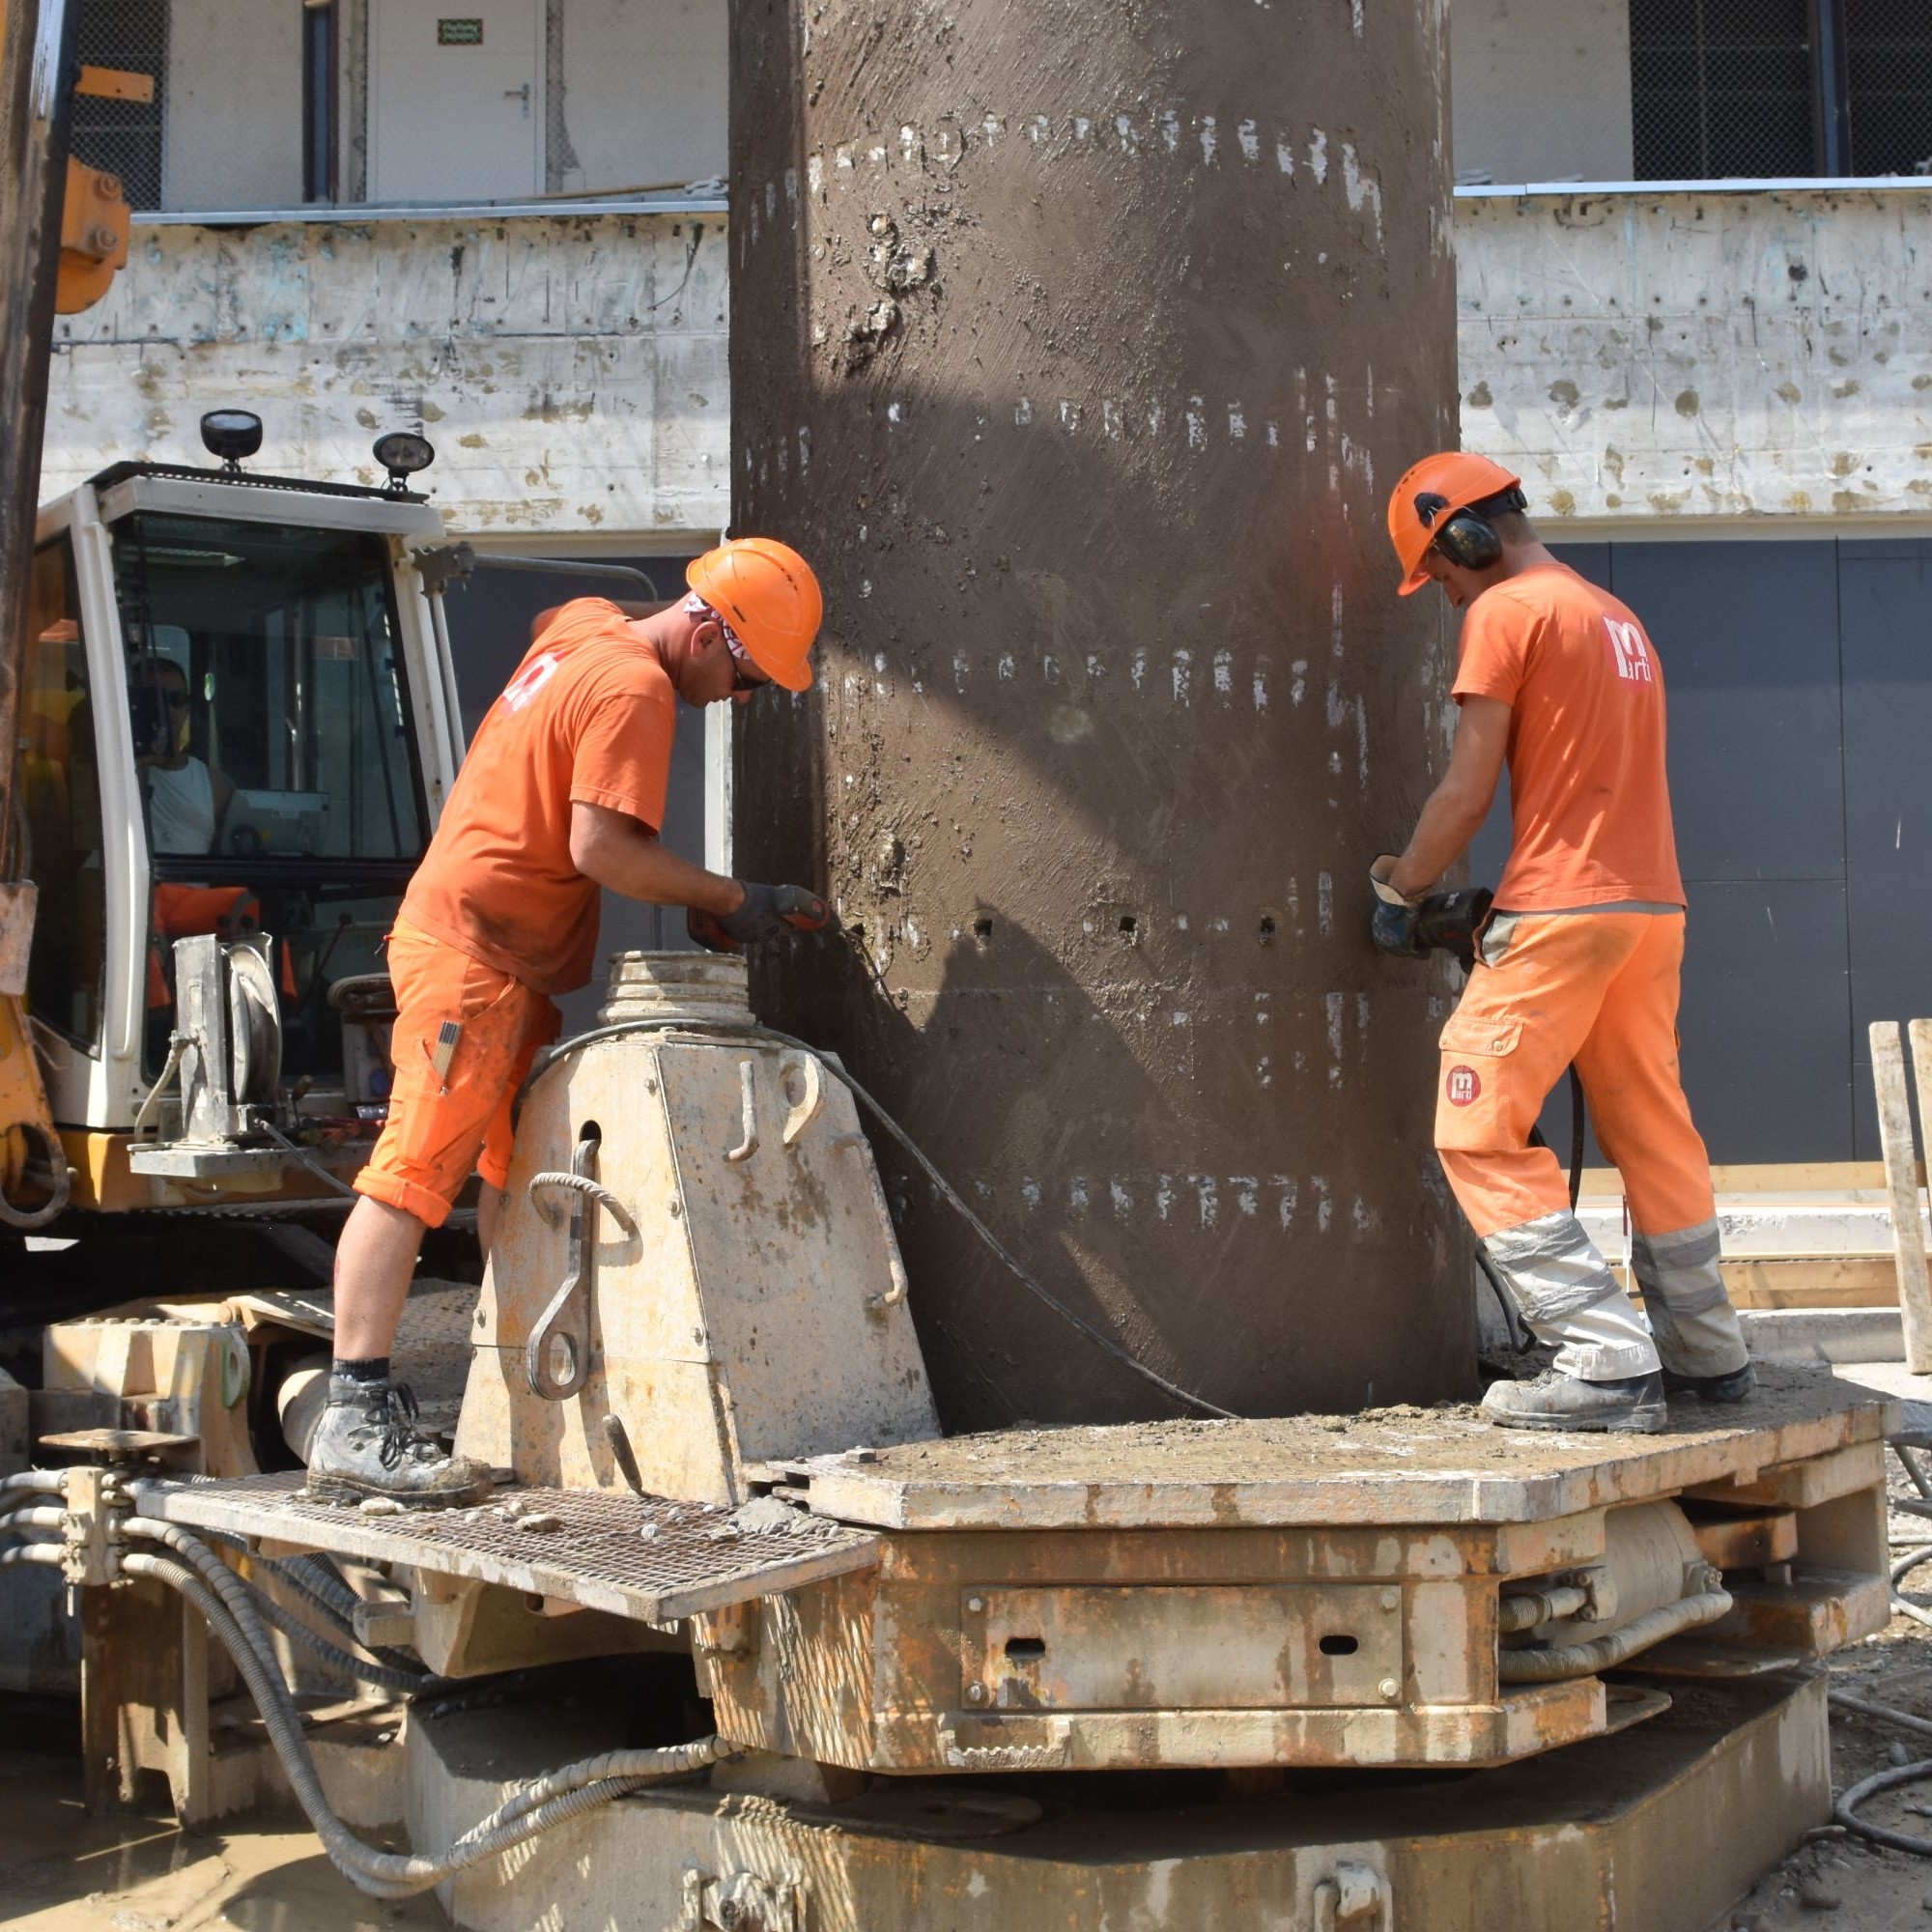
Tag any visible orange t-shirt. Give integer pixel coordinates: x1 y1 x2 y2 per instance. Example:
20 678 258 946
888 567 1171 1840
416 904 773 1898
1452 562 1685 911
400 599 676 994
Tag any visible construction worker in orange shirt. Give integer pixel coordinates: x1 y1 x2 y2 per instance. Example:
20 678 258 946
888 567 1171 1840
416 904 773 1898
1373 452 1752 1435
307 538 829 1506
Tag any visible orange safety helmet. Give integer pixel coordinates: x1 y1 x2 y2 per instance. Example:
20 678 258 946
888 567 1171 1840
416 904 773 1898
1386 451 1523 596
686 537 823 692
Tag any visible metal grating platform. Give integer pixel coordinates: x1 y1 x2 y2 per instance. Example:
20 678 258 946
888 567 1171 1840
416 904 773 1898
133 1473 880 1623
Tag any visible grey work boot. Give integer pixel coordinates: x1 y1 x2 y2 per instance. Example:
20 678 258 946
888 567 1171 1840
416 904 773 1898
1662 1361 1756 1404
305 1376 493 1509
1481 1368 1668 1435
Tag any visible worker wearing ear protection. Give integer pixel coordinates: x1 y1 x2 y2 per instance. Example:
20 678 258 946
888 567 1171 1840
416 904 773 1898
1374 451 1750 1435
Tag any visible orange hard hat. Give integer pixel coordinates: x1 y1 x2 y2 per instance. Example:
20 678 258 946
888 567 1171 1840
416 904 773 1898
1386 451 1522 596
686 537 823 692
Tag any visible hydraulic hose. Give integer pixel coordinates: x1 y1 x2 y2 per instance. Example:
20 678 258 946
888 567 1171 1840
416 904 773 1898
1 1505 66 1535
121 1518 443 1697
118 1543 721 1900
0 1543 62 1569
1497 1585 1731 1683
0 1471 66 1497
1497 1583 1590 1634
517 1014 1238 1421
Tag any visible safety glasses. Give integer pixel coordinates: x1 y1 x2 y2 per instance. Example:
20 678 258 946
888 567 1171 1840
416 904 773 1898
688 596 771 694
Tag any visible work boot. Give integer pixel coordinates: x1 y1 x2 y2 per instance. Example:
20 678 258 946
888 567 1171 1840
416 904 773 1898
305 1376 493 1509
1662 1361 1756 1404
1481 1368 1668 1435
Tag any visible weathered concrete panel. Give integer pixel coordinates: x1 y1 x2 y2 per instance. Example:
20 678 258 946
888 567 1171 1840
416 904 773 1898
1450 0 1633 186
561 0 727 191
40 213 729 537
1458 188 1932 524
164 0 304 213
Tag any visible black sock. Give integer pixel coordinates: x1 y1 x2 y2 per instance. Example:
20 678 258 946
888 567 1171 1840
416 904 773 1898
332 1355 391 1385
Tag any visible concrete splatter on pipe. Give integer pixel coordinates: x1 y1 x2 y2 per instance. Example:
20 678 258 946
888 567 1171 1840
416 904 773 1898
729 0 1475 1426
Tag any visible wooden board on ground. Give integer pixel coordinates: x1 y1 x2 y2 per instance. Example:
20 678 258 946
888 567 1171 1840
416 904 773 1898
1612 1257 1899 1310
1872 1020 1932 1370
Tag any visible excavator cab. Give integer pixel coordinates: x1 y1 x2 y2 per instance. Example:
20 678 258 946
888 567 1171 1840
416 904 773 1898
18 428 464 1213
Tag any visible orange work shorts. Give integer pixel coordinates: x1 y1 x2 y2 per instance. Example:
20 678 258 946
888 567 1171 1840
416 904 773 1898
353 918 559 1228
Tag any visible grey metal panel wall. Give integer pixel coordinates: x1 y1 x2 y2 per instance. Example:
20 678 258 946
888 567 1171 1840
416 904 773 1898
1467 537 1856 1167
1840 544 1932 1158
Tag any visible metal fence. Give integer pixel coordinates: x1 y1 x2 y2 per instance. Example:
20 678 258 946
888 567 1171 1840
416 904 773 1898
71 0 169 211
1630 0 1815 180
1845 0 1932 175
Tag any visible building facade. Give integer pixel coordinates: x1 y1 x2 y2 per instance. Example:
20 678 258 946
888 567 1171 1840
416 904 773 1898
42 0 1932 1151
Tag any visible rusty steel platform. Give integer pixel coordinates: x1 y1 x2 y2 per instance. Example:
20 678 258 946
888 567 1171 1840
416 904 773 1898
750 1367 1897 1529
134 1474 880 1624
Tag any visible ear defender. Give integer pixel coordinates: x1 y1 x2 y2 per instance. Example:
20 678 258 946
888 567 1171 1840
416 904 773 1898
1432 511 1504 572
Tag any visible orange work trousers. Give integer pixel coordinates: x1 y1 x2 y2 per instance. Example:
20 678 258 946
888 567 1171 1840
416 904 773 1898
1436 910 1747 1381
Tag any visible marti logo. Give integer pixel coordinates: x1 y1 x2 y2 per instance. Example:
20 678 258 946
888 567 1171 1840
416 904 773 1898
1446 1065 1482 1107
1604 615 1655 684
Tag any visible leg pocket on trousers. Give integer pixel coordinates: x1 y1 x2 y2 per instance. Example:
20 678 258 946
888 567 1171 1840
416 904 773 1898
1435 1012 1522 1151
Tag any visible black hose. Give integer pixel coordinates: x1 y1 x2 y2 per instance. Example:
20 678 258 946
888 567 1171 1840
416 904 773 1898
1566 1065 1586 1211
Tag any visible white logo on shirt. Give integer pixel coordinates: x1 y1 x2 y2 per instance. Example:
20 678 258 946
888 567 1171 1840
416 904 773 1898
1604 615 1655 684
501 651 561 712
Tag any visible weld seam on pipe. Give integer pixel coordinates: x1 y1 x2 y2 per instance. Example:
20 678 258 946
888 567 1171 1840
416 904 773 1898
1497 1587 1731 1683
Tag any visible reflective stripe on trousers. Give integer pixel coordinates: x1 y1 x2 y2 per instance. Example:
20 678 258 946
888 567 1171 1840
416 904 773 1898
1629 1217 1749 1378
1483 1210 1660 1381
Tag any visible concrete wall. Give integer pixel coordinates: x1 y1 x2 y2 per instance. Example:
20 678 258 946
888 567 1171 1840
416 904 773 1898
560 0 727 190
162 0 305 211
1449 0 1633 185
1457 186 1932 524
41 213 729 539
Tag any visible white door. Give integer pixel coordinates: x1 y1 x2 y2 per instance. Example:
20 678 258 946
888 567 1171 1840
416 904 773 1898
368 0 543 202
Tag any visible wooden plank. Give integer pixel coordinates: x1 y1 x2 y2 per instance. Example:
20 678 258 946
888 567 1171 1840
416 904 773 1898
1613 1258 1898 1311
1580 1161 1913 1199
1870 1021 1932 1372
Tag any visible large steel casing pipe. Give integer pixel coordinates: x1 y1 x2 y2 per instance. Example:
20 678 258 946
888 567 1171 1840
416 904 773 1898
730 0 1475 1425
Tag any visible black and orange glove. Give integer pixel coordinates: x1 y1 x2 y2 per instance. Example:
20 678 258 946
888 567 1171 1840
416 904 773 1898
688 882 831 952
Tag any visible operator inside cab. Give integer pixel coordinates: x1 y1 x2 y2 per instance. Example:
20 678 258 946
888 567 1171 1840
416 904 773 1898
129 652 264 1042
308 538 830 1508
1373 453 1752 1435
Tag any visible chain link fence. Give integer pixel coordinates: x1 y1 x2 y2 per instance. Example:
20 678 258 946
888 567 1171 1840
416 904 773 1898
1844 0 1932 175
1630 0 1814 180
71 0 169 211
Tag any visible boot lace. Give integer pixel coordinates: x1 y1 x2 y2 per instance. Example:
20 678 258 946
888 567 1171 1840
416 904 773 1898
353 1381 439 1470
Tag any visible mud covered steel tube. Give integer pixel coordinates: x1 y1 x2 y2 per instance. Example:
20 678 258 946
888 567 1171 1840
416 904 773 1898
729 0 1470 1427
1497 1587 1732 1683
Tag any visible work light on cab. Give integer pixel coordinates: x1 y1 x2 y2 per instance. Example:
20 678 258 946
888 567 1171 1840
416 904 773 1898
199 409 263 471
374 430 437 495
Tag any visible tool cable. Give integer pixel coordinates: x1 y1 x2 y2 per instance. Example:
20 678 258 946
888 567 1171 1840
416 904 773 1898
519 1015 1238 1421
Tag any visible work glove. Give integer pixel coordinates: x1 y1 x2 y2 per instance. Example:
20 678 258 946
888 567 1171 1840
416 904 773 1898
687 882 831 953
1369 855 1427 959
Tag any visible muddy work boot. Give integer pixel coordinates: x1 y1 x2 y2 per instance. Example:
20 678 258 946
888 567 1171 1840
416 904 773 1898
305 1376 493 1509
1481 1368 1667 1435
1662 1361 1756 1404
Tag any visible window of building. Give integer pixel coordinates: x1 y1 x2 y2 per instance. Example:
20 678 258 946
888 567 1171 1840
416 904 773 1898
1630 0 1814 180
1843 0 1932 175
71 0 168 212
1631 0 1932 179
